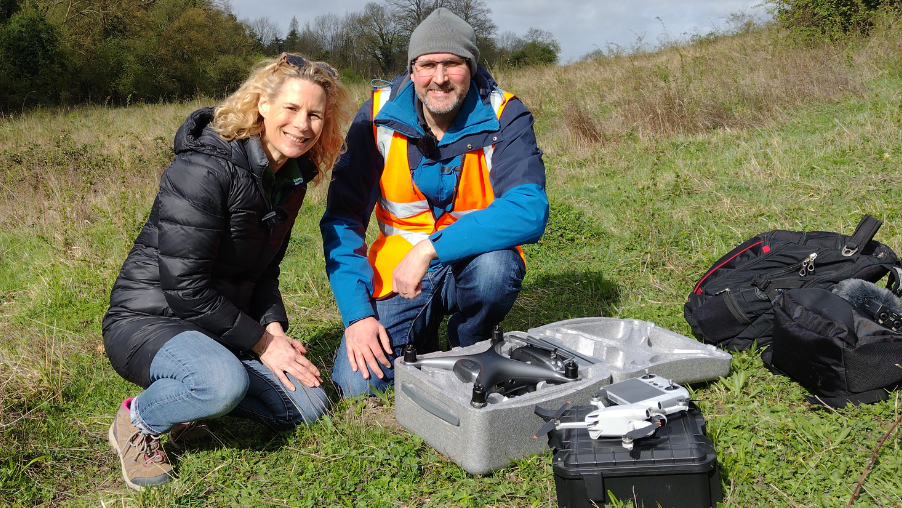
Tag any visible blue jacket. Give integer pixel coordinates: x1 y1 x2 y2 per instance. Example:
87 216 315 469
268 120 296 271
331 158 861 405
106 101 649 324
321 67 549 327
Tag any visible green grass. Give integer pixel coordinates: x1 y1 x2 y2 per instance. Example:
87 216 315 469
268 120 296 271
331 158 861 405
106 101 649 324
3 23 902 508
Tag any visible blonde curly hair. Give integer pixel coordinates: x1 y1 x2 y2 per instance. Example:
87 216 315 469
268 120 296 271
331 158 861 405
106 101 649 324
212 53 354 185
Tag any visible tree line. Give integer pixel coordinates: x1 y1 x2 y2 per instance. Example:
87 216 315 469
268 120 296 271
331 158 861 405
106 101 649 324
0 0 560 113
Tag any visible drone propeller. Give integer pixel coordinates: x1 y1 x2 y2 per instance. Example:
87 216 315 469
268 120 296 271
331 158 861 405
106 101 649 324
623 425 657 442
533 401 572 439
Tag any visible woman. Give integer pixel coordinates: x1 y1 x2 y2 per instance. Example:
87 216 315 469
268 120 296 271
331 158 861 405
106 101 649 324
102 53 354 491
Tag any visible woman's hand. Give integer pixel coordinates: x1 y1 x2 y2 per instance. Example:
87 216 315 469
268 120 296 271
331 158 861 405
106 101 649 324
252 322 322 391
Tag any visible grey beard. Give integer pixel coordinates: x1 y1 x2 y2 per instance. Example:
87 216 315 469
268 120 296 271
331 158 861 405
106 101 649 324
417 88 465 115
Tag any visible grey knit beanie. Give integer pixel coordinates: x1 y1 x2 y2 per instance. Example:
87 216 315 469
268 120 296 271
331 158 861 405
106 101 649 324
408 8 479 74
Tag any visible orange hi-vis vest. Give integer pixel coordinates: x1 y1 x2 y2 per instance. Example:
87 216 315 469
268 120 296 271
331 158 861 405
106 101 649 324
367 84 523 298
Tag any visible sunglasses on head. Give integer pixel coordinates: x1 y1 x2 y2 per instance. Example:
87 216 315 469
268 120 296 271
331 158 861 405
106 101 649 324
279 53 338 79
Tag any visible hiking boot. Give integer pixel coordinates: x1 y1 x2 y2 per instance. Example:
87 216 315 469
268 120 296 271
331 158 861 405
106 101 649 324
108 399 174 491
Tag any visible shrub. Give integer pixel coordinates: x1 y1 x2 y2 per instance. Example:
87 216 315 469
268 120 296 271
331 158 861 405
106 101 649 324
768 0 902 40
0 10 65 108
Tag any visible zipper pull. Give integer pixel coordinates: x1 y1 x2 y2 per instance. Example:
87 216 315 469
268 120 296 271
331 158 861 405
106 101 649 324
799 253 817 276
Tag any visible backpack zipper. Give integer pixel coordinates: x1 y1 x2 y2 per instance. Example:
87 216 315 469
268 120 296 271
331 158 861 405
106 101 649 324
722 288 752 325
694 240 765 294
799 252 817 276
751 253 818 291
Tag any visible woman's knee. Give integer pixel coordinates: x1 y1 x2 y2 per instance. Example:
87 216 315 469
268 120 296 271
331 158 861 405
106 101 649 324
289 384 331 424
193 357 249 415
259 384 330 432
155 332 250 414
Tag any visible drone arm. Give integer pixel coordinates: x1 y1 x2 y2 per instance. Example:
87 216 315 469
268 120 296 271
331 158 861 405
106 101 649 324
657 397 690 416
480 356 574 389
404 356 463 370
555 421 591 430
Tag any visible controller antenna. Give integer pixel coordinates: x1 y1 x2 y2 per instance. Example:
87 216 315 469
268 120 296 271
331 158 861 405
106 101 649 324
491 326 504 345
564 360 579 379
471 383 487 408
403 343 417 363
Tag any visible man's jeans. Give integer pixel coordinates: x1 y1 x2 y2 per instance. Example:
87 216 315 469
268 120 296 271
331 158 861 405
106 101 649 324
131 331 329 434
331 249 526 398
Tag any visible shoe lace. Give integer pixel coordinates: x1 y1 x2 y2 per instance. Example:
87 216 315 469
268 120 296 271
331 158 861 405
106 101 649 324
128 431 166 467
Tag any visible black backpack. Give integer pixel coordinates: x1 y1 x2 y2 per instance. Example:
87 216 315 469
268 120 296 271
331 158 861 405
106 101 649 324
765 287 902 407
684 215 902 351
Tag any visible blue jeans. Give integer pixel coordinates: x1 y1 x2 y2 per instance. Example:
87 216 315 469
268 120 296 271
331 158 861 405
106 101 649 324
131 331 329 434
331 249 525 398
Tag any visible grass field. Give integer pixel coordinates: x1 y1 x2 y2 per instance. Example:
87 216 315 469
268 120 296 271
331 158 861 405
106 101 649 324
2 15 902 508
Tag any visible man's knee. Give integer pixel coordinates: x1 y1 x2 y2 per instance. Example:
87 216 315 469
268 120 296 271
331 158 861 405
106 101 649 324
331 349 395 399
458 249 525 303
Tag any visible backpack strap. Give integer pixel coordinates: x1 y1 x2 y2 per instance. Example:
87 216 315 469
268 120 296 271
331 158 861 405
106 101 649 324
843 214 882 256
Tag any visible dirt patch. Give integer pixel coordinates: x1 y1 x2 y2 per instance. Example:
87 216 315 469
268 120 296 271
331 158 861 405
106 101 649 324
344 397 403 432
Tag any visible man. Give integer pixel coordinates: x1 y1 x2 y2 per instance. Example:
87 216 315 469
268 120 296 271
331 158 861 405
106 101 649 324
321 8 548 397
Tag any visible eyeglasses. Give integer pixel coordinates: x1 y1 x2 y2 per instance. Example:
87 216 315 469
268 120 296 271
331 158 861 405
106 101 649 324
412 58 469 77
279 53 338 79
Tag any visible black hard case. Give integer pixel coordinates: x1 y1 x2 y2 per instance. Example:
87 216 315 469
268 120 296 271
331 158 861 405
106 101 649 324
550 404 722 508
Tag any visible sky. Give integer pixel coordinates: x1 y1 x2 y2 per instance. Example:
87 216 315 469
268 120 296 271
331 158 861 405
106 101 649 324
226 0 771 63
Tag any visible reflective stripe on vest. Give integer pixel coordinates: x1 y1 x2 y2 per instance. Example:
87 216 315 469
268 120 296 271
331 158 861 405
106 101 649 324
367 85 522 298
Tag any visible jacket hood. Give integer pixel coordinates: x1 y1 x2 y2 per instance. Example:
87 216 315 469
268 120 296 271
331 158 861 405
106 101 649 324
173 107 270 177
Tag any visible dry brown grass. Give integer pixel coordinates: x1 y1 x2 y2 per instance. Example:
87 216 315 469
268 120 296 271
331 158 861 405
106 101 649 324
0 85 374 239
0 101 202 237
492 16 902 156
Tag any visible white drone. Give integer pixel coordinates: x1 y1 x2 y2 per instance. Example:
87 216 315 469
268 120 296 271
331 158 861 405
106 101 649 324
534 373 691 450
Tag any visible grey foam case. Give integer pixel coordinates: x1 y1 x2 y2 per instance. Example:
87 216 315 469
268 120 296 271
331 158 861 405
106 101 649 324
394 317 731 475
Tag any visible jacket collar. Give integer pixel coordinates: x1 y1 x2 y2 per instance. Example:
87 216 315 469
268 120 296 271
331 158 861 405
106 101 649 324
174 107 290 179
244 136 271 177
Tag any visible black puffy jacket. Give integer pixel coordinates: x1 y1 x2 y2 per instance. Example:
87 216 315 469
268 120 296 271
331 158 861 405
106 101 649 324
102 108 317 388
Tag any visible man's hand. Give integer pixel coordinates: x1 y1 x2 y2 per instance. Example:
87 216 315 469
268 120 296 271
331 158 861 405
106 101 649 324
345 317 392 380
252 322 322 391
392 239 438 299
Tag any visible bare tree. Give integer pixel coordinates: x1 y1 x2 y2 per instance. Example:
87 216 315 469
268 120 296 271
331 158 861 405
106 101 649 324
444 0 496 42
215 0 233 15
353 2 405 76
245 16 282 47
524 27 561 53
495 30 523 52
384 0 442 34
297 12 359 68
